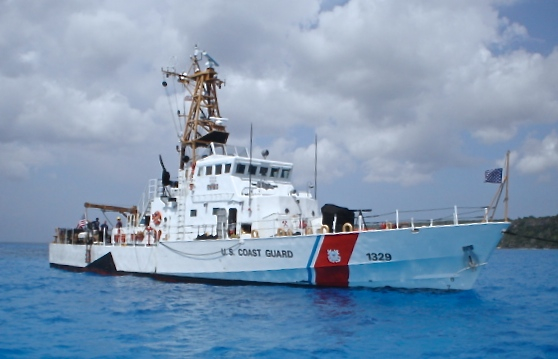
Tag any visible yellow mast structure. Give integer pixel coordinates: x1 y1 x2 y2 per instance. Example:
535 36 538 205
161 46 229 171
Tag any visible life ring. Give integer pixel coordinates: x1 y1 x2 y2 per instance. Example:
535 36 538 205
152 211 162 226
305 227 313 235
287 229 293 236
320 225 329 234
277 228 285 236
342 223 353 232
251 229 259 238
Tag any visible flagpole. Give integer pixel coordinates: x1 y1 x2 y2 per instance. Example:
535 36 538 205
248 123 253 215
486 164 505 221
504 150 510 222
314 133 318 200
488 183 504 221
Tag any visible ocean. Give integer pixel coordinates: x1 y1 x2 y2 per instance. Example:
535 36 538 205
0 243 556 359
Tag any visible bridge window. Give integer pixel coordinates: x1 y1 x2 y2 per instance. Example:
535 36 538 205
281 169 291 179
215 164 222 175
225 145 236 156
248 165 257 176
213 144 226 155
259 167 269 176
237 148 249 157
225 163 232 173
205 166 213 175
270 167 279 178
190 209 197 217
236 163 246 174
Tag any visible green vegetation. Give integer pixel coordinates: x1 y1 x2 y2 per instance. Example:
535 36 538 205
500 215 558 249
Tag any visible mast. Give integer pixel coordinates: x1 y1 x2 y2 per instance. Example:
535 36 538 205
161 46 229 171
314 133 318 199
504 150 510 222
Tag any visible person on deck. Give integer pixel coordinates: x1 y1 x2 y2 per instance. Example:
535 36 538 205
116 217 123 229
100 221 109 233
92 218 100 231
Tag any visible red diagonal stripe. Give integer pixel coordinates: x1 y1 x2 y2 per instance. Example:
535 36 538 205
314 233 358 287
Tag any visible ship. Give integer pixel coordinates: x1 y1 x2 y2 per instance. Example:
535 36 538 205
49 46 510 290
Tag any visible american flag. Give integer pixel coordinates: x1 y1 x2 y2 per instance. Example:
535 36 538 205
77 215 87 229
484 168 503 183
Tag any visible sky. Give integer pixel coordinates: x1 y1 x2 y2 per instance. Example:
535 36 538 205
1 0 557 243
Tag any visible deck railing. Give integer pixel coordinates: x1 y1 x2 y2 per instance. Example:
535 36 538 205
360 206 492 230
54 205 496 245
136 178 161 217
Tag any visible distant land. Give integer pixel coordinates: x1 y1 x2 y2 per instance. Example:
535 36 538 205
500 215 558 249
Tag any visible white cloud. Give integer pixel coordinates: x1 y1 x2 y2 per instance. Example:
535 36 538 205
2 0 558 244
0 0 557 187
63 9 139 78
15 81 157 145
0 142 53 180
516 131 558 173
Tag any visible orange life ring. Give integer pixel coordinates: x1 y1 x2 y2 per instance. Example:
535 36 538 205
152 211 162 226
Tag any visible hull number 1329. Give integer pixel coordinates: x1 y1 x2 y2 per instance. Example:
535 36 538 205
366 253 392 261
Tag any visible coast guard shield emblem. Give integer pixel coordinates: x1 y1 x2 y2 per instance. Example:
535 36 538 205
327 249 341 263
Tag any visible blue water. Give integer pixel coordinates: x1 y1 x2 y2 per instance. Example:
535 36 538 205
0 243 557 358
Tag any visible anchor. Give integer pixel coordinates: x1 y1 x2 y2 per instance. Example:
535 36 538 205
462 245 479 271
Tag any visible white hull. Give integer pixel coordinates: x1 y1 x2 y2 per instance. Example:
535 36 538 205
49 222 508 290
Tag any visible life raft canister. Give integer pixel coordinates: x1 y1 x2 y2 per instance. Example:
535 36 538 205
152 211 162 226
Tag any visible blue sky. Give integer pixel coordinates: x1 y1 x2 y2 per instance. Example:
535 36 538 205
0 0 557 243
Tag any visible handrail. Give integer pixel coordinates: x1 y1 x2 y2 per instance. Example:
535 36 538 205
54 205 499 245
